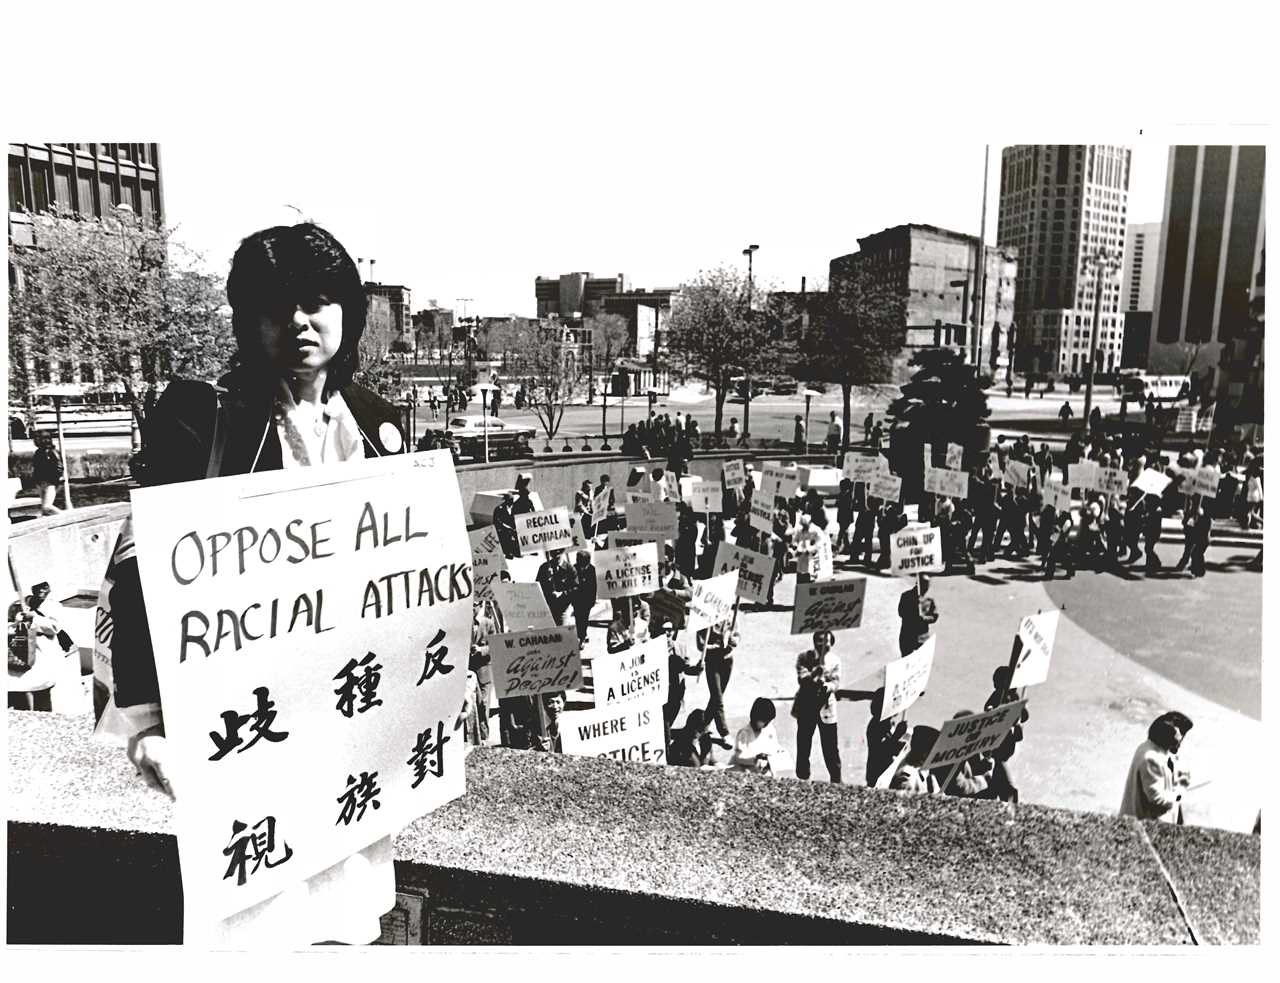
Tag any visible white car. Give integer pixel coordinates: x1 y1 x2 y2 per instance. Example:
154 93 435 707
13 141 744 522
417 415 535 462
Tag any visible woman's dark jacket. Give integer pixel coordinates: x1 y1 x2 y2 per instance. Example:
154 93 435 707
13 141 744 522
111 376 404 710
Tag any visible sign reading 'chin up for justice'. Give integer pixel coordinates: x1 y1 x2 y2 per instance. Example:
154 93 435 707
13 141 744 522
129 450 474 934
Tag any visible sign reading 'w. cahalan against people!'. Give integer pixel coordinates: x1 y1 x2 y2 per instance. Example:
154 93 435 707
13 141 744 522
129 450 473 938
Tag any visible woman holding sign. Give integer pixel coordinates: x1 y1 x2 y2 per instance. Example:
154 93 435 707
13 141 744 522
102 223 406 945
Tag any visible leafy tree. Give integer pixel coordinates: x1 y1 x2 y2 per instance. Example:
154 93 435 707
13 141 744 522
586 311 631 400
795 266 904 454
507 319 581 442
664 266 790 436
8 206 234 448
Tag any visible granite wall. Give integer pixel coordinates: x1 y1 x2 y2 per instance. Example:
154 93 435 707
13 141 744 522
6 711 1259 946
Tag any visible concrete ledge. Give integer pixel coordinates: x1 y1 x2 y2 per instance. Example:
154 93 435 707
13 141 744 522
6 711 1259 944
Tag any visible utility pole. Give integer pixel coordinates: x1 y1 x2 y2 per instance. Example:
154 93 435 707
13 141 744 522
742 244 759 442
1082 248 1119 425
457 298 474 388
974 144 989 370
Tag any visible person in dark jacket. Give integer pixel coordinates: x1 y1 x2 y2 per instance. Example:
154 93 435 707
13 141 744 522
1143 500 1164 573
865 687 909 787
536 549 576 626
897 574 938 657
570 550 597 644
111 223 407 793
835 478 855 554
492 491 519 558
31 430 64 514
850 492 878 565
877 501 906 570
1174 499 1211 577
103 223 410 945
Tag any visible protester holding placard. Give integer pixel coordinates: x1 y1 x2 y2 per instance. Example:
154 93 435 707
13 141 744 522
104 223 417 945
937 711 995 797
493 491 519 559
701 624 740 738
529 691 567 754
729 697 783 774
896 574 938 658
980 667 1029 803
865 688 909 787
1120 711 1193 824
1173 500 1211 577
877 501 906 570
536 549 576 625
1143 501 1164 573
792 629 842 783
889 726 942 795
570 551 598 644
675 502 699 579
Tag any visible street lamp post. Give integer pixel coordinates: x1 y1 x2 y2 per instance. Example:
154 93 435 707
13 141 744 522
742 243 759 442
802 389 821 456
1082 248 1121 427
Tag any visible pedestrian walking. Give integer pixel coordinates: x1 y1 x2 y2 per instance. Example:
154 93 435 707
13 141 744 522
702 623 739 738
825 411 842 459
31 431 63 514
793 414 806 454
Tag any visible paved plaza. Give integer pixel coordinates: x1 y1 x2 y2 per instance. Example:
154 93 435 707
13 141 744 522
563 536 1262 834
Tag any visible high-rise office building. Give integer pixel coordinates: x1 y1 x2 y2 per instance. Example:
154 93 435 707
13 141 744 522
1148 145 1265 385
1122 222 1162 312
997 145 1131 376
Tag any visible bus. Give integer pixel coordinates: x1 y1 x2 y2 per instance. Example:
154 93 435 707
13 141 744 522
1115 370 1191 404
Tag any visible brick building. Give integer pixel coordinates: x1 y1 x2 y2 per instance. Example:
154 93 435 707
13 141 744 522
534 271 676 359
829 224 1017 382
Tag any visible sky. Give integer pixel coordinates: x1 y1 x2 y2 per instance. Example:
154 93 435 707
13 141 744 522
7 1 1268 323
160 137 1172 319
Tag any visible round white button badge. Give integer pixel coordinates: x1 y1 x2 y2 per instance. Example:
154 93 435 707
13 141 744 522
378 422 403 453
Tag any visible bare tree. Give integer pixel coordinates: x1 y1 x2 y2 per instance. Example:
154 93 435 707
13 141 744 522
508 320 581 442
8 206 234 447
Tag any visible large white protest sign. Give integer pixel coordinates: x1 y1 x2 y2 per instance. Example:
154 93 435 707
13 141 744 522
890 523 944 575
686 479 723 514
1097 466 1130 497
882 636 935 719
515 507 575 555
488 626 582 699
722 460 747 491
491 580 556 629
1043 479 1072 513
625 501 679 542
869 472 902 503
503 554 542 583
711 542 774 604
935 467 969 500
590 635 668 708
129 450 472 929
469 526 503 602
561 693 667 765
607 531 648 550
920 700 1028 771
748 494 776 534
1188 466 1221 499
945 443 964 470
1069 460 1100 491
1003 460 1032 489
842 452 879 483
922 442 933 467
624 488 652 504
1009 610 1060 688
687 571 738 632
922 465 944 495
595 543 660 599
791 576 867 634
813 530 834 580
591 486 612 527
1133 468 1173 497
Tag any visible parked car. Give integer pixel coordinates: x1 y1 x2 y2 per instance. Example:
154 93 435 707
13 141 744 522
416 415 534 463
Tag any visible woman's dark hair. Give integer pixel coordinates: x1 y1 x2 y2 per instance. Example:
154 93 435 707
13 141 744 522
750 697 776 724
1148 711 1193 749
225 223 366 394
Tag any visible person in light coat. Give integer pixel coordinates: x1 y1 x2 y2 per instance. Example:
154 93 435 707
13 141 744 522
1120 711 1193 824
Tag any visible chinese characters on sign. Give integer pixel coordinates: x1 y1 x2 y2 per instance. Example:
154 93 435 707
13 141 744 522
129 450 473 930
